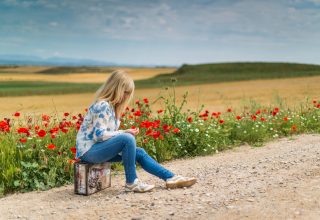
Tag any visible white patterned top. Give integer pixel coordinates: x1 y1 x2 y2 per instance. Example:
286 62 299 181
75 100 125 159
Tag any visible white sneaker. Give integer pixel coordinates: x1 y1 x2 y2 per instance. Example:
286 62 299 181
125 178 155 193
166 175 197 189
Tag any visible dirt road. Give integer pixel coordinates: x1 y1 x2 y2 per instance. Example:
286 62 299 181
1 133 320 220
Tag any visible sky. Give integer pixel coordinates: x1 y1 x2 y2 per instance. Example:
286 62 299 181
0 0 320 66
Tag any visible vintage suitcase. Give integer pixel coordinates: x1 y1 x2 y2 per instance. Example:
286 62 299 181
74 161 111 195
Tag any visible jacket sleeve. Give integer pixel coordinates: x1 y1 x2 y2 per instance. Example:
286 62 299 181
90 101 125 142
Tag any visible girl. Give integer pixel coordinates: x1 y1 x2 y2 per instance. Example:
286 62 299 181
75 70 197 193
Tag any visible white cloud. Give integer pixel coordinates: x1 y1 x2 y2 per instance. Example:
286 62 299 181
49 21 58 27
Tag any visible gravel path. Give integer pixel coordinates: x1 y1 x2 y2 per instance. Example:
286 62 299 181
1 133 320 220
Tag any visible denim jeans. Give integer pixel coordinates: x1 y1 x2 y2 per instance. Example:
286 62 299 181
79 132 175 184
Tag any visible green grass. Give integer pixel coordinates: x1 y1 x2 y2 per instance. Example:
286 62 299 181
36 66 115 74
0 81 101 97
1 62 320 97
135 62 320 88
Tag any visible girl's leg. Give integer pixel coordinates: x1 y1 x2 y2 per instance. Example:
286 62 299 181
135 147 175 181
104 147 175 180
80 133 137 184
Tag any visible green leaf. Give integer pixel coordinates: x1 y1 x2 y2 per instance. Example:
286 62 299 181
13 180 20 187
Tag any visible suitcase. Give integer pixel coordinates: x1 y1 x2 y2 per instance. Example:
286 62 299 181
74 161 111 195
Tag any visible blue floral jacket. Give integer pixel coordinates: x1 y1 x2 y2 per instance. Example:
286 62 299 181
75 100 125 159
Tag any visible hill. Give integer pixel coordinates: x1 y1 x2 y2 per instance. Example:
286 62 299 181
1 62 320 97
135 62 320 88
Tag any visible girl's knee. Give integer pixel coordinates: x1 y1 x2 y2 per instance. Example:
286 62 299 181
118 132 136 145
136 147 146 154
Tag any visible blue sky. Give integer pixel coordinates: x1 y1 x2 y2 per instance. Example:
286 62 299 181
0 0 320 66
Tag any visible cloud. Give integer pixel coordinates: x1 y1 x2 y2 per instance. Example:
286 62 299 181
0 0 319 65
49 21 58 27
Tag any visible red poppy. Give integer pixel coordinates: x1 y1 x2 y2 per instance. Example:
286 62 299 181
251 115 257 121
152 130 161 139
173 128 180 133
143 98 149 104
64 112 69 117
227 108 232 112
283 117 288 121
157 109 163 114
134 110 141 116
61 128 68 133
143 138 148 143
19 138 27 143
42 114 50 121
211 112 221 118
14 112 20 117
260 117 266 122
145 129 153 136
255 109 261 115
70 147 76 154
236 116 242 120
37 129 47 137
17 127 30 136
0 120 10 132
75 122 81 130
200 112 208 117
272 107 279 116
50 127 59 135
291 125 297 131
47 143 56 150
162 124 173 133
140 120 154 129
219 119 224 124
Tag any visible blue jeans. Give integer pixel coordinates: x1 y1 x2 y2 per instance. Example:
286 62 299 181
79 133 175 184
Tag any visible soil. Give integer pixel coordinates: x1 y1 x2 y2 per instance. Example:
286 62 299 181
1 133 320 220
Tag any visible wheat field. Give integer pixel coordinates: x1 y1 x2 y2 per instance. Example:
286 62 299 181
1 74 319 118
0 67 176 83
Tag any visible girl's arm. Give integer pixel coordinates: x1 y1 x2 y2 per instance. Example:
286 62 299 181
90 101 125 142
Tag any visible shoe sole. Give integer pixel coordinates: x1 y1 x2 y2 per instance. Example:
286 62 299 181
166 178 197 189
125 186 155 193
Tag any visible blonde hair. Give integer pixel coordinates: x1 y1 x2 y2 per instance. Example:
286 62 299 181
92 70 135 120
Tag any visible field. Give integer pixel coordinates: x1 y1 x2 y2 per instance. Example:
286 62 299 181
1 62 320 98
1 75 319 118
0 66 176 83
1 62 319 198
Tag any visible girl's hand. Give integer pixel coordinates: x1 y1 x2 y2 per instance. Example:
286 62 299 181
124 128 139 136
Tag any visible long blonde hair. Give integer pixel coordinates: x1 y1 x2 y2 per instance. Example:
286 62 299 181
92 70 135 120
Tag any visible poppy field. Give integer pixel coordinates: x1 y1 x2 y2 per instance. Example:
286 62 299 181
0 85 319 197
